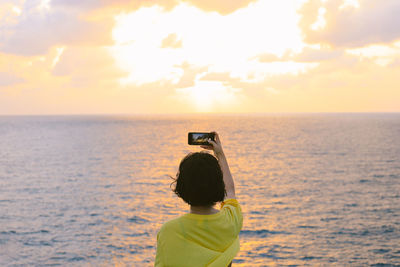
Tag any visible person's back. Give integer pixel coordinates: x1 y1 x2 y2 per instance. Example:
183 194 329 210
155 132 242 266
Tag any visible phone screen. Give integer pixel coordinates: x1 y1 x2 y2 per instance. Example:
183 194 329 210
188 132 215 145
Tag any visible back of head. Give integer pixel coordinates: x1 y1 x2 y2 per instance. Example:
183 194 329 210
173 152 226 206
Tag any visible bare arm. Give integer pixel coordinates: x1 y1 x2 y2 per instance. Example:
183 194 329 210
216 150 235 199
201 132 236 199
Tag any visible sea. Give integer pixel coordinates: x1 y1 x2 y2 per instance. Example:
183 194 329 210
0 113 399 266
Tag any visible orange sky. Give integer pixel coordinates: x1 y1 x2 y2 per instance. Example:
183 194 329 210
0 0 399 114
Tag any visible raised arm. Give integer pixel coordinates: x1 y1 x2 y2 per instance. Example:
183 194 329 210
201 132 236 199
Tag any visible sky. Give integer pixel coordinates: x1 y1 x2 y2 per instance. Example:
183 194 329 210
0 0 399 114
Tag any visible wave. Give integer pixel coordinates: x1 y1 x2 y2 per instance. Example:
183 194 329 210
126 215 149 224
240 229 290 237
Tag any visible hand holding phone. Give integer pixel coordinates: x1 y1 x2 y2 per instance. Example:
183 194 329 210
188 132 215 145
199 132 224 157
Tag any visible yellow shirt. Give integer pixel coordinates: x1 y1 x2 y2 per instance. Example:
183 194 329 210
155 199 243 267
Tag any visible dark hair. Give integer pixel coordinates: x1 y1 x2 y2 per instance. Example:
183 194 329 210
172 152 226 206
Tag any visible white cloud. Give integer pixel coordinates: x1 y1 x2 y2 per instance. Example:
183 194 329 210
310 7 327 31
339 0 360 10
51 46 64 68
111 1 306 87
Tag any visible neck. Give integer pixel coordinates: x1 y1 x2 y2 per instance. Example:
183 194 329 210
190 205 218 215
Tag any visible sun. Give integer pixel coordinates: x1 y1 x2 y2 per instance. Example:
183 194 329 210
175 81 241 112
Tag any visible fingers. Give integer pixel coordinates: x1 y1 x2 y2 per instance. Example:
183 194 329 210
201 138 216 149
211 131 220 143
208 139 217 146
197 132 220 151
211 131 218 138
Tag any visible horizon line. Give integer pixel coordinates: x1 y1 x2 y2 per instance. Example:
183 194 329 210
1 111 400 117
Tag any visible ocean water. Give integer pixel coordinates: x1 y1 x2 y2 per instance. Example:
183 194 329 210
0 113 399 266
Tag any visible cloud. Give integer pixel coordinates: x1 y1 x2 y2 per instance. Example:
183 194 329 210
256 47 344 62
261 53 397 98
0 1 114 56
0 71 24 87
50 0 178 13
173 62 208 89
184 0 257 15
52 46 127 87
111 1 305 86
205 52 400 112
199 45 398 101
290 46 344 62
52 0 256 15
161 33 182 49
299 0 400 47
255 53 281 63
1 0 399 114
345 42 400 67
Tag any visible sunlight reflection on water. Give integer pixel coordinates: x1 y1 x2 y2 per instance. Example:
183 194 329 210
0 114 400 266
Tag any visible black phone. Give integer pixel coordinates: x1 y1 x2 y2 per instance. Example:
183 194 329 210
188 132 215 145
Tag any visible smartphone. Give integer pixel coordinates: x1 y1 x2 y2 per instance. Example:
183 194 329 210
188 132 215 145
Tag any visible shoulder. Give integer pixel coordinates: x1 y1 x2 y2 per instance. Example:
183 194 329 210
220 198 243 233
221 198 241 208
221 198 242 214
158 217 182 237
